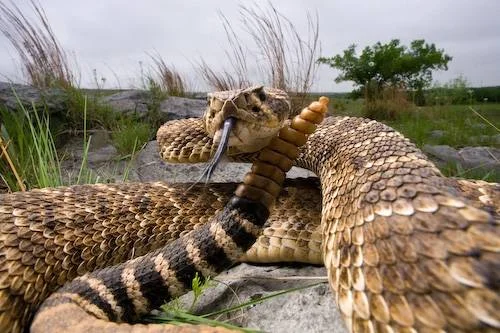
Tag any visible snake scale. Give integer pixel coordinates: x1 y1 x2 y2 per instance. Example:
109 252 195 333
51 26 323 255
0 86 499 332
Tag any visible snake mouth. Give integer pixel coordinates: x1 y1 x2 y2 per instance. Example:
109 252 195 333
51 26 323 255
205 86 290 155
196 86 290 185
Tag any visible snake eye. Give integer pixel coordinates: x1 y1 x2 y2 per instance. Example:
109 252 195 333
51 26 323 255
252 106 260 113
257 91 266 102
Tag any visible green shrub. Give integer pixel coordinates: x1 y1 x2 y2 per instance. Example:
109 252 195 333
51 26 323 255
426 75 474 105
332 98 347 112
111 119 152 156
362 87 413 120
64 87 120 130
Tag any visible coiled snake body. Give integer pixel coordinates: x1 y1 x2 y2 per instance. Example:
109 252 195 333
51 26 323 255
0 87 499 332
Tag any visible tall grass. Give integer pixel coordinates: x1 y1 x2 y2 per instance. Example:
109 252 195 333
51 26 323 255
197 3 320 113
0 0 77 88
147 53 188 97
363 84 413 120
238 4 320 95
197 58 248 92
197 12 251 91
0 86 126 192
0 92 62 191
111 119 151 156
0 0 123 133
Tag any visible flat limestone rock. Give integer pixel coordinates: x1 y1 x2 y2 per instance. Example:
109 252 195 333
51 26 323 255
159 95 206 120
100 90 206 121
0 81 67 114
100 90 150 116
168 264 347 333
423 144 500 173
458 146 500 171
131 140 315 183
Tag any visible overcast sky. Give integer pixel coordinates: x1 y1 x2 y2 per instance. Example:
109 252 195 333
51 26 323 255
0 0 499 92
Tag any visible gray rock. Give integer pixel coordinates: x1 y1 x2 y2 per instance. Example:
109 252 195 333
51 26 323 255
423 145 462 167
159 96 206 120
100 90 149 116
458 146 500 172
0 81 67 114
423 144 500 173
100 91 206 122
130 140 314 183
87 145 118 165
168 264 346 333
59 130 135 184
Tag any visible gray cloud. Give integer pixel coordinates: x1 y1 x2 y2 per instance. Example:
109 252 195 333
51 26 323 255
0 0 499 91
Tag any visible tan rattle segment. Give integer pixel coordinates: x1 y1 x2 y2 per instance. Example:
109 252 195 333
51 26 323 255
235 96 329 207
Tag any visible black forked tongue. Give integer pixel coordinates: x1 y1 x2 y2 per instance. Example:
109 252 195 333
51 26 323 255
192 117 236 188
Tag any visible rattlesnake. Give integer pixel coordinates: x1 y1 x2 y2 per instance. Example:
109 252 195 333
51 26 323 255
0 86 499 332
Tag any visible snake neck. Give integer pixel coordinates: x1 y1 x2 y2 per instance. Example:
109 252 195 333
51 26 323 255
297 116 440 179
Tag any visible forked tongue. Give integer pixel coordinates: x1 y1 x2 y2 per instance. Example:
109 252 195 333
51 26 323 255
194 117 236 186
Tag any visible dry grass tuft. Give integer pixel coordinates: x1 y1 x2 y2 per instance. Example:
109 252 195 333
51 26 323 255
198 2 320 114
148 53 187 97
0 0 77 88
197 58 247 92
363 84 413 120
238 4 320 94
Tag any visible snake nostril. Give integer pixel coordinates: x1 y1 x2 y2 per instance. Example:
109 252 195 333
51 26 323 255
252 106 260 113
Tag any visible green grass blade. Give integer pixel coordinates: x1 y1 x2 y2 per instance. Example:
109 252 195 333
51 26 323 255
151 311 262 333
202 281 325 318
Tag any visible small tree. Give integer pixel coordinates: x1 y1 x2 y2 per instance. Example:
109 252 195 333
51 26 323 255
318 39 451 102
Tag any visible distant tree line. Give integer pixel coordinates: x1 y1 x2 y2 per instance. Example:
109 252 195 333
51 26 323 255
348 84 500 105
319 39 499 105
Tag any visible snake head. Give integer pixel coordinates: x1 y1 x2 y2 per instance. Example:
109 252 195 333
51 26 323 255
204 86 290 155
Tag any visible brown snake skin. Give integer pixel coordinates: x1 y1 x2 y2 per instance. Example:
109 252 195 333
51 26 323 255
0 87 499 332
